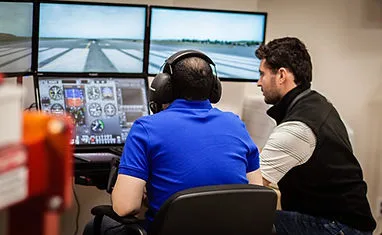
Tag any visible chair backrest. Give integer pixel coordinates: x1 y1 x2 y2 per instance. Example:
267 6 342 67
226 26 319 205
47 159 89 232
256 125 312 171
149 184 277 235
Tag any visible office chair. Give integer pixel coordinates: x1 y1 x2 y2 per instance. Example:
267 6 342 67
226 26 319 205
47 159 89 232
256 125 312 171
91 181 278 235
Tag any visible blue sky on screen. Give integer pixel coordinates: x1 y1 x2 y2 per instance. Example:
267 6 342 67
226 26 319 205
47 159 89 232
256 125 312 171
0 2 33 37
151 8 265 42
39 3 146 39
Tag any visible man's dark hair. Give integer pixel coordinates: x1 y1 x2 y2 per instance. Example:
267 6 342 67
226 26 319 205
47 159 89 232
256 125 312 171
171 57 214 100
255 37 312 86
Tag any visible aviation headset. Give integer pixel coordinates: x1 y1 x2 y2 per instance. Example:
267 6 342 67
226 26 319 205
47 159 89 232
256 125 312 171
149 50 222 114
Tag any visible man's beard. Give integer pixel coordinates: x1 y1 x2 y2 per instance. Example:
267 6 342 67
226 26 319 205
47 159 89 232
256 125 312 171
263 76 280 105
264 91 280 105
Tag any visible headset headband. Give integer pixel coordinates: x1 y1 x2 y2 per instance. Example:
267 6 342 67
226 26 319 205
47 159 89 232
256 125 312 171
149 50 222 114
163 50 216 75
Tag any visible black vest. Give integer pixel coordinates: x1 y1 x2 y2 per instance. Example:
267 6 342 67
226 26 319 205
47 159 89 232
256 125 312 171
267 86 376 231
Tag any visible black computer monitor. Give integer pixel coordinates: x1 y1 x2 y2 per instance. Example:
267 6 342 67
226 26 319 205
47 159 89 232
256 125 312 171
148 6 267 82
0 1 34 75
37 2 147 74
36 76 149 146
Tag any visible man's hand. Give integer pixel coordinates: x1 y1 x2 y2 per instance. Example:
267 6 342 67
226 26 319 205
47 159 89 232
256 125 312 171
247 169 263 186
263 177 271 187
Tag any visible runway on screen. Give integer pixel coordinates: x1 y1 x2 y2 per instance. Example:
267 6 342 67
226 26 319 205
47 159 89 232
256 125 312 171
1 39 260 79
0 40 32 73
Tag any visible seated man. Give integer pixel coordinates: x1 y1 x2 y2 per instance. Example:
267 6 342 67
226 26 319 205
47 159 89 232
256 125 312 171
255 37 376 234
83 50 262 235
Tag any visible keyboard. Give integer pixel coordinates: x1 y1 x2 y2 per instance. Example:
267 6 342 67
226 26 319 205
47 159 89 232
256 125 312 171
74 152 119 162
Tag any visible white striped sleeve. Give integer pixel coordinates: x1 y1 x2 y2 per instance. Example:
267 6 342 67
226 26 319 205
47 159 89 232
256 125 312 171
260 121 316 184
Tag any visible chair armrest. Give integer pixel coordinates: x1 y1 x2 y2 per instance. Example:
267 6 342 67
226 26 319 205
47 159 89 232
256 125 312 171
91 205 146 235
91 205 139 224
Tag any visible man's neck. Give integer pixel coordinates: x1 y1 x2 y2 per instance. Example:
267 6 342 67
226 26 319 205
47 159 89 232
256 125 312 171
280 82 297 99
267 85 309 124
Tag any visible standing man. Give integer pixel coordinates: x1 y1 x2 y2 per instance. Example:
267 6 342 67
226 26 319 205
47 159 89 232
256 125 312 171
256 37 376 234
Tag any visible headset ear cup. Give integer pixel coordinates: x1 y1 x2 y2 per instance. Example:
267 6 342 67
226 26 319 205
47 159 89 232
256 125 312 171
149 73 173 105
209 77 222 104
149 101 162 114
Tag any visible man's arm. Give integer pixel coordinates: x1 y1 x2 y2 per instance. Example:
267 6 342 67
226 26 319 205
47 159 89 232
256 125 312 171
113 120 150 216
260 121 316 185
112 174 146 216
246 169 263 186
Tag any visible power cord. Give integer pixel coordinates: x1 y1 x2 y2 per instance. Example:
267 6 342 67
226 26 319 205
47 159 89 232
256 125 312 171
73 182 80 235
24 102 37 111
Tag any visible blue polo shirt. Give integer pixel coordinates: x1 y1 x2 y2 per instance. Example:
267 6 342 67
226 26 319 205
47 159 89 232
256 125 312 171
119 99 259 224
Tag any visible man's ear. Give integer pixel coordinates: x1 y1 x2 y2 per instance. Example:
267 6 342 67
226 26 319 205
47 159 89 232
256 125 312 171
278 67 288 84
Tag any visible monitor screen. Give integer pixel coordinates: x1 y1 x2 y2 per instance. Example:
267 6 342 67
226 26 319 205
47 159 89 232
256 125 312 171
0 1 33 74
37 76 149 145
149 7 266 81
38 3 146 73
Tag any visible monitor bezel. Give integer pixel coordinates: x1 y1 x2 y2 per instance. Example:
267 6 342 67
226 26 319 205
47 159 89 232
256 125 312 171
35 73 150 148
147 5 267 82
35 0 149 76
0 0 37 77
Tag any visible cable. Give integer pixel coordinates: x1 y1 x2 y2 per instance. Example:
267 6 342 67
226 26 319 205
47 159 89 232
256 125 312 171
24 102 37 111
73 182 80 235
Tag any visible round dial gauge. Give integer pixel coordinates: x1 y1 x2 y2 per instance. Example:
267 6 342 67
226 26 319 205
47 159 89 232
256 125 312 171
49 86 63 100
90 119 105 133
87 86 100 100
104 103 116 117
50 103 64 115
89 103 102 117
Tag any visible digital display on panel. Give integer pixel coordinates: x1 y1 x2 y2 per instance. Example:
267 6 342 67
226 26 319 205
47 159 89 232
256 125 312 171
0 2 33 74
149 7 266 81
37 77 149 145
38 3 146 73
